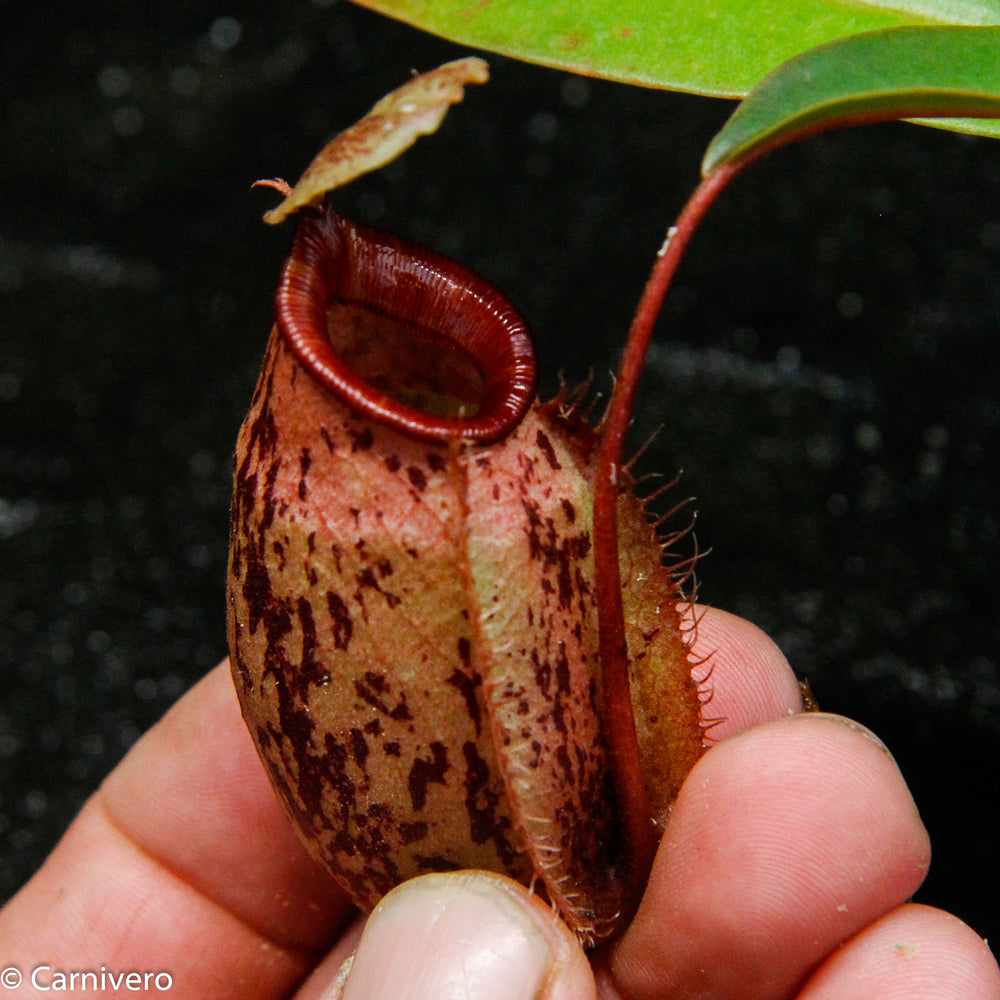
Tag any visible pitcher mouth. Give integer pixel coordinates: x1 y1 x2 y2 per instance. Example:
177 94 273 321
274 203 537 444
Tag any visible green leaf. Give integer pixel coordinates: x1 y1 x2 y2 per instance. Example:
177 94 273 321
703 26 1000 173
350 0 1000 99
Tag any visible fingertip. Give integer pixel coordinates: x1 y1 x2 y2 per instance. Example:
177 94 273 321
609 713 930 1000
800 903 1000 999
336 873 595 1000
686 604 803 738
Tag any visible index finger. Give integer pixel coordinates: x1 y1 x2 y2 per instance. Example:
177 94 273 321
0 662 354 1000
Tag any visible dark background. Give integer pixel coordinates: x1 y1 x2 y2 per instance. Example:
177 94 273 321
2 0 997 944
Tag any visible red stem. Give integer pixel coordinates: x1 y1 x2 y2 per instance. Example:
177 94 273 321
593 162 742 891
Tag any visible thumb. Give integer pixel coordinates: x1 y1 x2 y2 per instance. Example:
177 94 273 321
323 872 596 1000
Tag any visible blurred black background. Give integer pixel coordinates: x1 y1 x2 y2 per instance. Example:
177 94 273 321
2 0 997 943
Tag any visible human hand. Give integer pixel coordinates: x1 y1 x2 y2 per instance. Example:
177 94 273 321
1 607 996 999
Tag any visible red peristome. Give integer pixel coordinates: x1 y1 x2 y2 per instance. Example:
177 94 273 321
275 204 537 444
